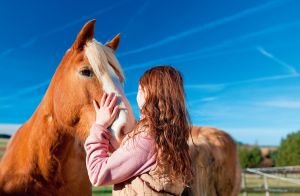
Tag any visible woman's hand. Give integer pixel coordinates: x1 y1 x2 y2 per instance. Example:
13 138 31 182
93 93 119 128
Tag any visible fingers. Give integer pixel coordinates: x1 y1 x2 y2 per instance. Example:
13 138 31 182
93 100 99 111
104 93 114 106
111 105 119 119
96 92 119 111
100 93 107 106
108 94 118 109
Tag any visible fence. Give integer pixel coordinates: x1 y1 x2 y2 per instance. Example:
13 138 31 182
241 166 300 195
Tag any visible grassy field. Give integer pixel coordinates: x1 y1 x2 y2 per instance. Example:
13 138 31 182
239 172 300 196
0 138 8 158
92 186 112 196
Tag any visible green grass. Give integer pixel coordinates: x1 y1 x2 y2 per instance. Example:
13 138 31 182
92 186 112 196
0 138 8 146
240 173 300 195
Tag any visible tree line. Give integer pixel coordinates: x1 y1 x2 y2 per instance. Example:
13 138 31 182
238 130 300 168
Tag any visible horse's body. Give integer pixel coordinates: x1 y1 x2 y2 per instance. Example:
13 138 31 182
0 20 241 195
0 116 90 195
0 20 136 195
186 126 241 196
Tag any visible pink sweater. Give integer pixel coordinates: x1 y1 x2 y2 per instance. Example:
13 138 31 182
84 123 156 186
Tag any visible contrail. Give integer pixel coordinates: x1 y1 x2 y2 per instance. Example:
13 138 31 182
0 80 50 101
3 19 299 100
3 15 299 100
118 0 288 57
44 3 124 37
185 84 226 91
121 0 150 35
122 20 300 71
257 46 299 75
226 74 299 85
185 74 299 92
0 1 127 58
0 48 14 58
261 100 300 109
188 97 219 106
124 74 294 95
0 2 128 99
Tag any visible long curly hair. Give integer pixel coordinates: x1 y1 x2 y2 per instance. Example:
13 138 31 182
136 65 193 185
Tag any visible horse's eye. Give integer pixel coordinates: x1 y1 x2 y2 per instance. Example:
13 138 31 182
79 69 93 77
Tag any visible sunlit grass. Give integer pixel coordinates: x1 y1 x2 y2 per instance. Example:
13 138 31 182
92 186 112 196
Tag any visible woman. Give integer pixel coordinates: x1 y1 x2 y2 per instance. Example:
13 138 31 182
85 65 193 195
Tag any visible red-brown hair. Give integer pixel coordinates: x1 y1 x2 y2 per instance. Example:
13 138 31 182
137 65 193 185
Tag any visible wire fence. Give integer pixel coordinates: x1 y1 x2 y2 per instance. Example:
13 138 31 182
241 166 300 195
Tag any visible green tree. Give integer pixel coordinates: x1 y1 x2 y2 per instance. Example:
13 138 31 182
269 150 278 165
276 131 300 166
238 145 262 168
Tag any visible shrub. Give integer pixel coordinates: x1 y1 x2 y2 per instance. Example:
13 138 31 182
238 145 262 168
276 131 300 166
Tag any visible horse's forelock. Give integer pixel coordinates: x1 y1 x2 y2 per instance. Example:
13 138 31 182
84 39 124 85
83 39 133 144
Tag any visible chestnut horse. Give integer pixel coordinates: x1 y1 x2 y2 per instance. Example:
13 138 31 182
0 20 136 195
186 126 241 196
0 20 241 195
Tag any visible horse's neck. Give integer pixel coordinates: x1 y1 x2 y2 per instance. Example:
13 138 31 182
0 99 86 191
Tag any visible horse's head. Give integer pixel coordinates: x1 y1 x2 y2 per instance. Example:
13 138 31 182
48 20 135 147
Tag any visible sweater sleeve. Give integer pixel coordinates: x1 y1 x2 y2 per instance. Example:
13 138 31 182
84 123 156 186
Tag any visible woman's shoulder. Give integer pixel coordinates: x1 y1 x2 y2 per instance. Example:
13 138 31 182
122 128 154 151
127 126 152 139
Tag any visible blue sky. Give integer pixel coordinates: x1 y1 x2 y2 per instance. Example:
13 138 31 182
0 0 299 145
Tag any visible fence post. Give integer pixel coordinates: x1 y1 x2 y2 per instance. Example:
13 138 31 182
263 175 269 196
242 172 247 196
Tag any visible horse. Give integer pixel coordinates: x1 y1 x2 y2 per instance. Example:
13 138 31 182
0 19 241 195
0 19 136 195
185 126 241 196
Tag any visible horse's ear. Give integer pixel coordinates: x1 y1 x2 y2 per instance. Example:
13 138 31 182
72 19 96 50
106 33 120 51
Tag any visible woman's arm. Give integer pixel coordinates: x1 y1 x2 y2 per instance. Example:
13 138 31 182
84 123 156 186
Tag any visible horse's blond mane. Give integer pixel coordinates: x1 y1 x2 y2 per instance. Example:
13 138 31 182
84 39 124 85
